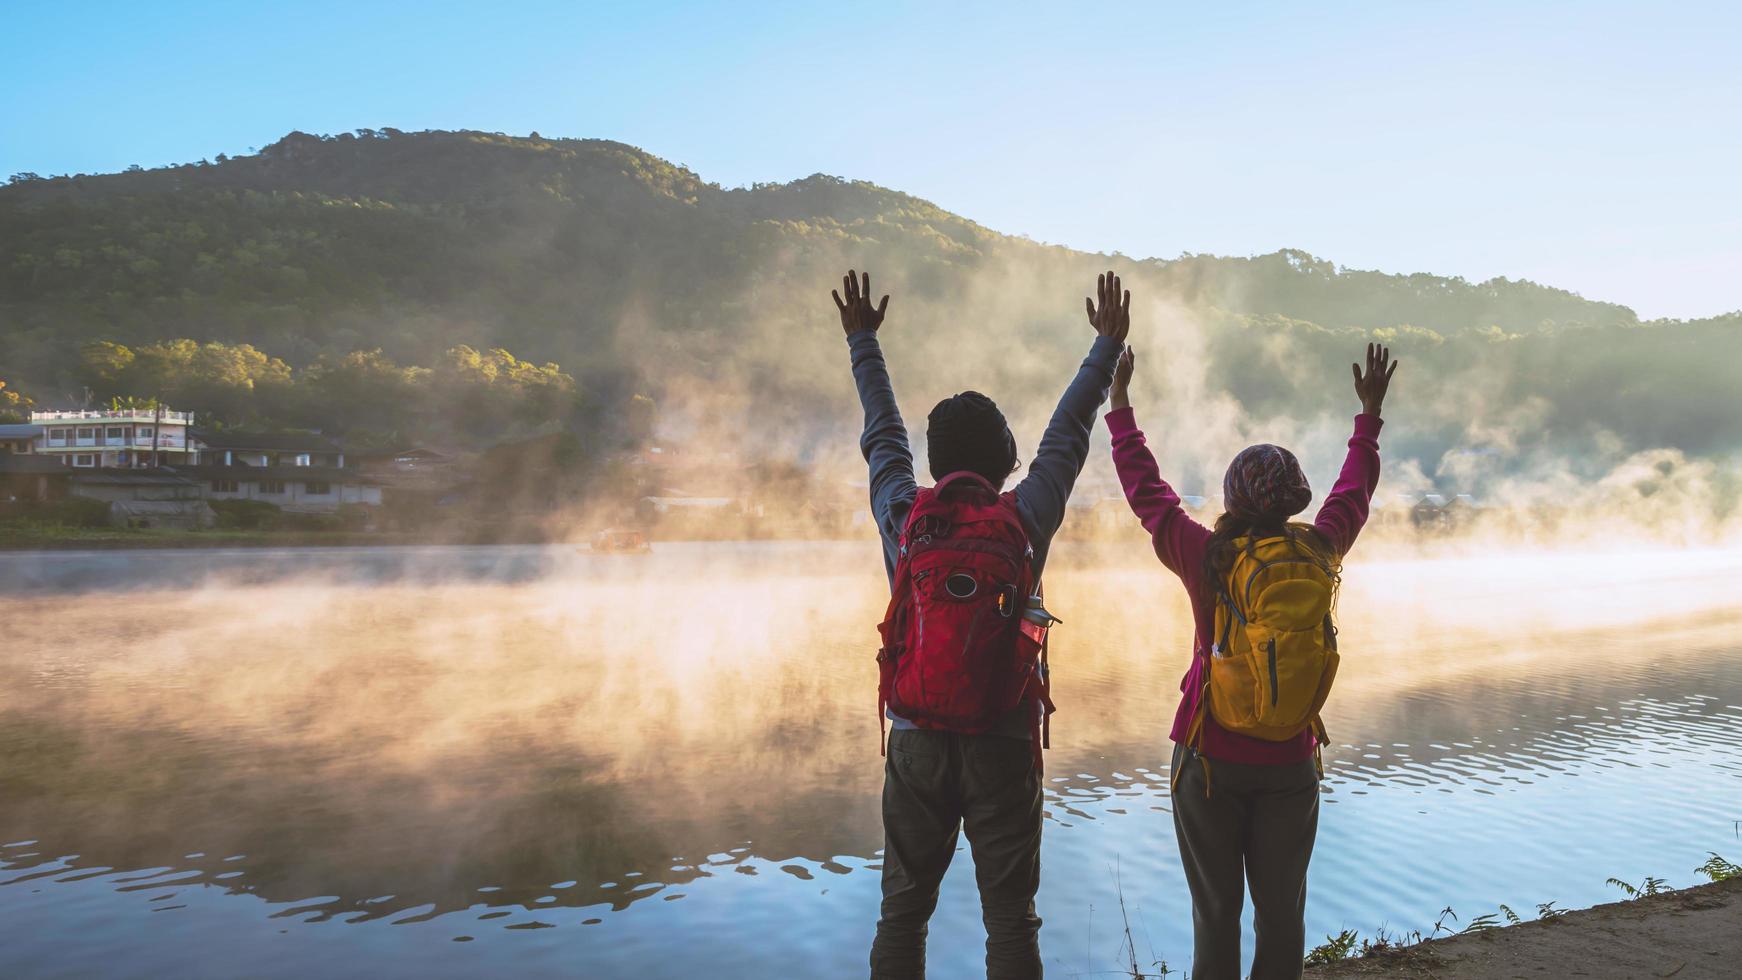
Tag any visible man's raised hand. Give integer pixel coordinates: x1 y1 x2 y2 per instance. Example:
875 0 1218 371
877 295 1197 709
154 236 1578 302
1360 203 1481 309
1352 342 1399 418
832 269 889 336
1085 270 1131 343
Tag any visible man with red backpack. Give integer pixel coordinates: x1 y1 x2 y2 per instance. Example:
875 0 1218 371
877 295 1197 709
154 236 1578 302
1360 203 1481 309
833 268 1130 979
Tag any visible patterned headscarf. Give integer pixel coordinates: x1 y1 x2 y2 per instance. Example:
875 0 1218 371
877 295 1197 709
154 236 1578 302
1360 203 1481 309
1223 444 1312 521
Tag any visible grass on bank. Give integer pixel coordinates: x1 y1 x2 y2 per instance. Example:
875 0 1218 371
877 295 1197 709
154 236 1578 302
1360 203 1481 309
0 496 393 549
1302 851 1740 968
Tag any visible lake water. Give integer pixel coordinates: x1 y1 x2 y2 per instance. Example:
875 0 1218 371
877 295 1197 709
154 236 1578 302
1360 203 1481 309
1 542 1739 978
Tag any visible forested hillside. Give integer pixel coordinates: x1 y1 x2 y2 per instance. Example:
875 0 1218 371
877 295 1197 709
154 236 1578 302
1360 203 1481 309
2 129 1737 489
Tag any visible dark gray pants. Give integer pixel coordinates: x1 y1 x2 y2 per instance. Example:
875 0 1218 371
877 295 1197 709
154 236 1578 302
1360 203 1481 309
869 729 1043 980
1170 742 1319 980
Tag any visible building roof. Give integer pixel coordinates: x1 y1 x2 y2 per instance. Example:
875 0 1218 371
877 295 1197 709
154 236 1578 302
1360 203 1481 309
32 407 194 424
69 468 201 487
0 424 43 439
191 429 342 452
0 454 72 474
389 447 454 461
348 446 460 465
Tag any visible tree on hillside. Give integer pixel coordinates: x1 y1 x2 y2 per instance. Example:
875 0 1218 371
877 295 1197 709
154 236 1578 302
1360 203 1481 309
437 345 578 438
0 379 30 422
2 128 1736 479
79 339 295 425
298 349 430 435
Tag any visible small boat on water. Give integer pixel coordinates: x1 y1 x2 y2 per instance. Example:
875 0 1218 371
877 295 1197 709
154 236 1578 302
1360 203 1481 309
590 528 651 553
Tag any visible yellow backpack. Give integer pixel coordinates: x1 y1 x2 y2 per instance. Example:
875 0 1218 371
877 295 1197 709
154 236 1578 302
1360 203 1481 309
1178 533 1339 793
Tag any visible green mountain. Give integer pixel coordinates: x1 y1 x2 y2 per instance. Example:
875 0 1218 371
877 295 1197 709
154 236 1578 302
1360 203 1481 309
2 129 1737 484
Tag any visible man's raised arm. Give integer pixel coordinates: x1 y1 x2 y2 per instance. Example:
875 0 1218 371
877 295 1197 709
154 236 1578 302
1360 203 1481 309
1012 271 1129 551
835 270 915 578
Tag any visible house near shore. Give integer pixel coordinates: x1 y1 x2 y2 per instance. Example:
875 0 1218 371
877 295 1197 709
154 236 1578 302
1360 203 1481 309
27 407 197 468
350 449 463 494
10 408 384 516
346 447 470 529
66 469 216 529
0 453 73 502
183 429 380 513
1371 491 1424 527
373 447 456 472
1373 491 1483 531
63 468 199 501
0 423 66 502
180 463 382 512
192 429 347 468
0 423 41 456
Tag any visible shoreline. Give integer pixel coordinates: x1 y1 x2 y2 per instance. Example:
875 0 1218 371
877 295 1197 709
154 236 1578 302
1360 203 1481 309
0 529 877 551
0 529 444 550
1304 877 1742 979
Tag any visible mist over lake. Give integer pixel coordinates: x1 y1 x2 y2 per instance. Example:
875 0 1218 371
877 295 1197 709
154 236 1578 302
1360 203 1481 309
2 542 1736 978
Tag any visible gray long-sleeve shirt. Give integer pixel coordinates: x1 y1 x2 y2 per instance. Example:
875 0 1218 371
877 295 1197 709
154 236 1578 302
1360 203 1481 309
848 330 1120 734
848 329 1122 586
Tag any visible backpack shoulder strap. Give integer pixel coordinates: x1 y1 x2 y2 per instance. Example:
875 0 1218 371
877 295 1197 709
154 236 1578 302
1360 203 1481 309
1211 544 1249 655
932 470 999 500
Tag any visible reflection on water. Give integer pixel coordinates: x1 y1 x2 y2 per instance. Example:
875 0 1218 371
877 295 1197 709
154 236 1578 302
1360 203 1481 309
1 543 1739 978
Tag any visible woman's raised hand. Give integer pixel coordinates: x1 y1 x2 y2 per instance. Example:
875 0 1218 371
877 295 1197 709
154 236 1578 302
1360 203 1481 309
1352 342 1399 417
1111 345 1135 411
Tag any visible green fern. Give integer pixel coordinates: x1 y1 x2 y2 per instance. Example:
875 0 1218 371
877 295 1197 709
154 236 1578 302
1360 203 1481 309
1607 875 1672 899
1696 853 1740 883
1461 913 1501 933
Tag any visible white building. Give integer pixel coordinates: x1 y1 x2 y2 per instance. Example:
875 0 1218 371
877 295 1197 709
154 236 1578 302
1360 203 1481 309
186 429 379 512
190 465 382 512
18 410 383 514
28 407 195 468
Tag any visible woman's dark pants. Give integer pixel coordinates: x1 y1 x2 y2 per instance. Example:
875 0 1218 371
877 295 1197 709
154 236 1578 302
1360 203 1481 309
1170 741 1320 980
869 728 1043 979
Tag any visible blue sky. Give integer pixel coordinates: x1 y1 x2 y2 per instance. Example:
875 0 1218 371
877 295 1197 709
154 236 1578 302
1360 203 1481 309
4 1 1737 319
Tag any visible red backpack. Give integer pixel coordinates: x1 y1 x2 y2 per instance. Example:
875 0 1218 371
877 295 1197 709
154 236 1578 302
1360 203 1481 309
876 471 1057 770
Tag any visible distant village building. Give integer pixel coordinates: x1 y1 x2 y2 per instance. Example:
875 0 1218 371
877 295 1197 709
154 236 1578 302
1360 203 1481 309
183 429 380 513
28 407 196 468
66 469 215 529
352 446 468 522
7 408 384 516
185 465 381 512
67 469 203 503
193 429 347 468
354 446 461 488
376 447 456 472
0 452 71 503
3 423 70 501
0 422 40 456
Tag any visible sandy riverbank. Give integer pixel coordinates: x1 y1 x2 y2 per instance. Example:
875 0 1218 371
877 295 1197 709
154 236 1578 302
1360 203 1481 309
1306 877 1741 979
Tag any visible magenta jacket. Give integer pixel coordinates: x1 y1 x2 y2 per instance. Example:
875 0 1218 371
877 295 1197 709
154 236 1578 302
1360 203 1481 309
1105 406 1384 764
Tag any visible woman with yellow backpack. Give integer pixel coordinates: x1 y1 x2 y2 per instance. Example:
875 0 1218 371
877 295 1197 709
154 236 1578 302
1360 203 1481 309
1105 338 1398 980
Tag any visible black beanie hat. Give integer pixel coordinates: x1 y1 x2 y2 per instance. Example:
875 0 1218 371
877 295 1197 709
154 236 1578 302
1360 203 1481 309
927 391 1018 485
